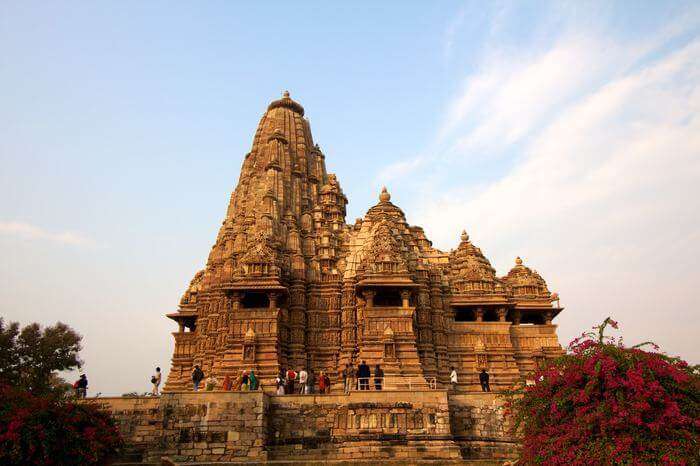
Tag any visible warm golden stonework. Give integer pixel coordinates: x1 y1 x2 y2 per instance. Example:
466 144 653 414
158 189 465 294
164 93 564 392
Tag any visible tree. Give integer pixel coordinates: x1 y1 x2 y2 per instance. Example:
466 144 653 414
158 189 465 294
506 318 699 465
0 318 83 396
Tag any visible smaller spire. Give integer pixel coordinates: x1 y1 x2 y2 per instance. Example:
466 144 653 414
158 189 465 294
515 256 523 266
283 90 290 98
460 230 469 242
379 186 391 203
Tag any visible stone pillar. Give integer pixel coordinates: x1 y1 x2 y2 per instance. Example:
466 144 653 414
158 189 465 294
363 290 375 309
178 321 185 333
475 307 484 322
401 289 411 308
288 280 307 369
512 309 521 325
269 292 278 311
340 278 357 367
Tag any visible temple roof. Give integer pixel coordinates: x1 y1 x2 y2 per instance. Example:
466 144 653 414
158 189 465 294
176 93 561 318
502 256 551 301
365 187 407 219
267 90 305 116
448 230 507 302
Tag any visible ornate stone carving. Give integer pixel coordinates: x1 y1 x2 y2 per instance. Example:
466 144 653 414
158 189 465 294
164 93 565 393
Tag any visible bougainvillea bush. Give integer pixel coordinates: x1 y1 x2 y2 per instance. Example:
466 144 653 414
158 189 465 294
0 384 122 465
507 318 699 465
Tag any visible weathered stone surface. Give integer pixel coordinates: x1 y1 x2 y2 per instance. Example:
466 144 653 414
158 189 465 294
97 391 517 463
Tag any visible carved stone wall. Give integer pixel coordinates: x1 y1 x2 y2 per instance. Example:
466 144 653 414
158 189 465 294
95 391 518 464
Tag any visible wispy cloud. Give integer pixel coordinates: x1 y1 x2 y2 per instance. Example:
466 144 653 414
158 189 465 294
0 221 97 247
382 5 700 362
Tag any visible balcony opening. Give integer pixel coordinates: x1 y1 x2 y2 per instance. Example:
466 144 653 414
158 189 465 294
373 288 402 307
241 292 270 309
483 308 499 322
454 307 475 322
520 313 544 325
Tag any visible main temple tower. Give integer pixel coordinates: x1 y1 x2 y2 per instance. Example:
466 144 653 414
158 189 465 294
165 91 348 389
164 93 564 392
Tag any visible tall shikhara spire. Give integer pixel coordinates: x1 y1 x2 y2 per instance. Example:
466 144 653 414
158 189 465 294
165 93 564 392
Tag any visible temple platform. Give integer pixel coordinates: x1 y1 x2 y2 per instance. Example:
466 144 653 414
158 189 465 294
94 390 518 464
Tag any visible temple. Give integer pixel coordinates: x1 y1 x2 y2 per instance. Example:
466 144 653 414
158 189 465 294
164 92 564 393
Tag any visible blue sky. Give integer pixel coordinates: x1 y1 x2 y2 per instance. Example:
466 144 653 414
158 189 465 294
1 1 698 395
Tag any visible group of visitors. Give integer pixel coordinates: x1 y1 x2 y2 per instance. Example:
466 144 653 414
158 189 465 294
187 363 491 393
341 361 384 393
191 365 260 392
274 367 331 395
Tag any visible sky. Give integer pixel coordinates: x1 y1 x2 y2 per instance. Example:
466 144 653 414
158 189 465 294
1 1 698 396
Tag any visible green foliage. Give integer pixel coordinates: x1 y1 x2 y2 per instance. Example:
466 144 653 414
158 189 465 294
0 318 82 396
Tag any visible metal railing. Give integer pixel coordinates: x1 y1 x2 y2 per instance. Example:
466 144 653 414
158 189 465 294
345 376 438 392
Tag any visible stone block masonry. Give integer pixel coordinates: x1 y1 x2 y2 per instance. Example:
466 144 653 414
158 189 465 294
95 390 518 464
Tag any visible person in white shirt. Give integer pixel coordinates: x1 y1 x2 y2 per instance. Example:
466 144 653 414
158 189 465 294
151 367 162 396
298 368 308 394
450 366 458 391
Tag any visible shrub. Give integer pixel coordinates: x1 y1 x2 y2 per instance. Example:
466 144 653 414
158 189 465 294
506 318 699 465
0 384 122 465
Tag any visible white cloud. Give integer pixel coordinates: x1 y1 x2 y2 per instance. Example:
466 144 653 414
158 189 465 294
399 15 700 362
0 221 97 247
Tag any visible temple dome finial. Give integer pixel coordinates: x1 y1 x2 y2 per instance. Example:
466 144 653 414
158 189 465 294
460 230 469 242
379 186 391 203
267 91 304 115
515 256 523 266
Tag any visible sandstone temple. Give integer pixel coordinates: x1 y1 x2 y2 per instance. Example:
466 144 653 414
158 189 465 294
164 91 563 394
103 93 565 464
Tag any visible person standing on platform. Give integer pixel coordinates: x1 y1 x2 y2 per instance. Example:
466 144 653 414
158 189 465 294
479 369 490 392
319 371 327 394
276 371 285 395
450 367 458 391
192 365 204 392
374 364 384 391
358 360 370 390
151 367 162 396
205 374 218 391
77 374 88 398
241 370 249 391
286 368 297 394
323 372 331 394
298 368 308 394
222 374 232 391
249 370 258 390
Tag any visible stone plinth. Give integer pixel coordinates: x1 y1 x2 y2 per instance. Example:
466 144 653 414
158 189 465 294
93 390 519 464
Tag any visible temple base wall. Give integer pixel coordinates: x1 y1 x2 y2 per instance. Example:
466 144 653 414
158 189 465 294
95 391 519 464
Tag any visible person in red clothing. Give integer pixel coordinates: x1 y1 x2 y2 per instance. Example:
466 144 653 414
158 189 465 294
222 374 232 391
286 368 297 394
319 371 327 394
323 372 331 394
